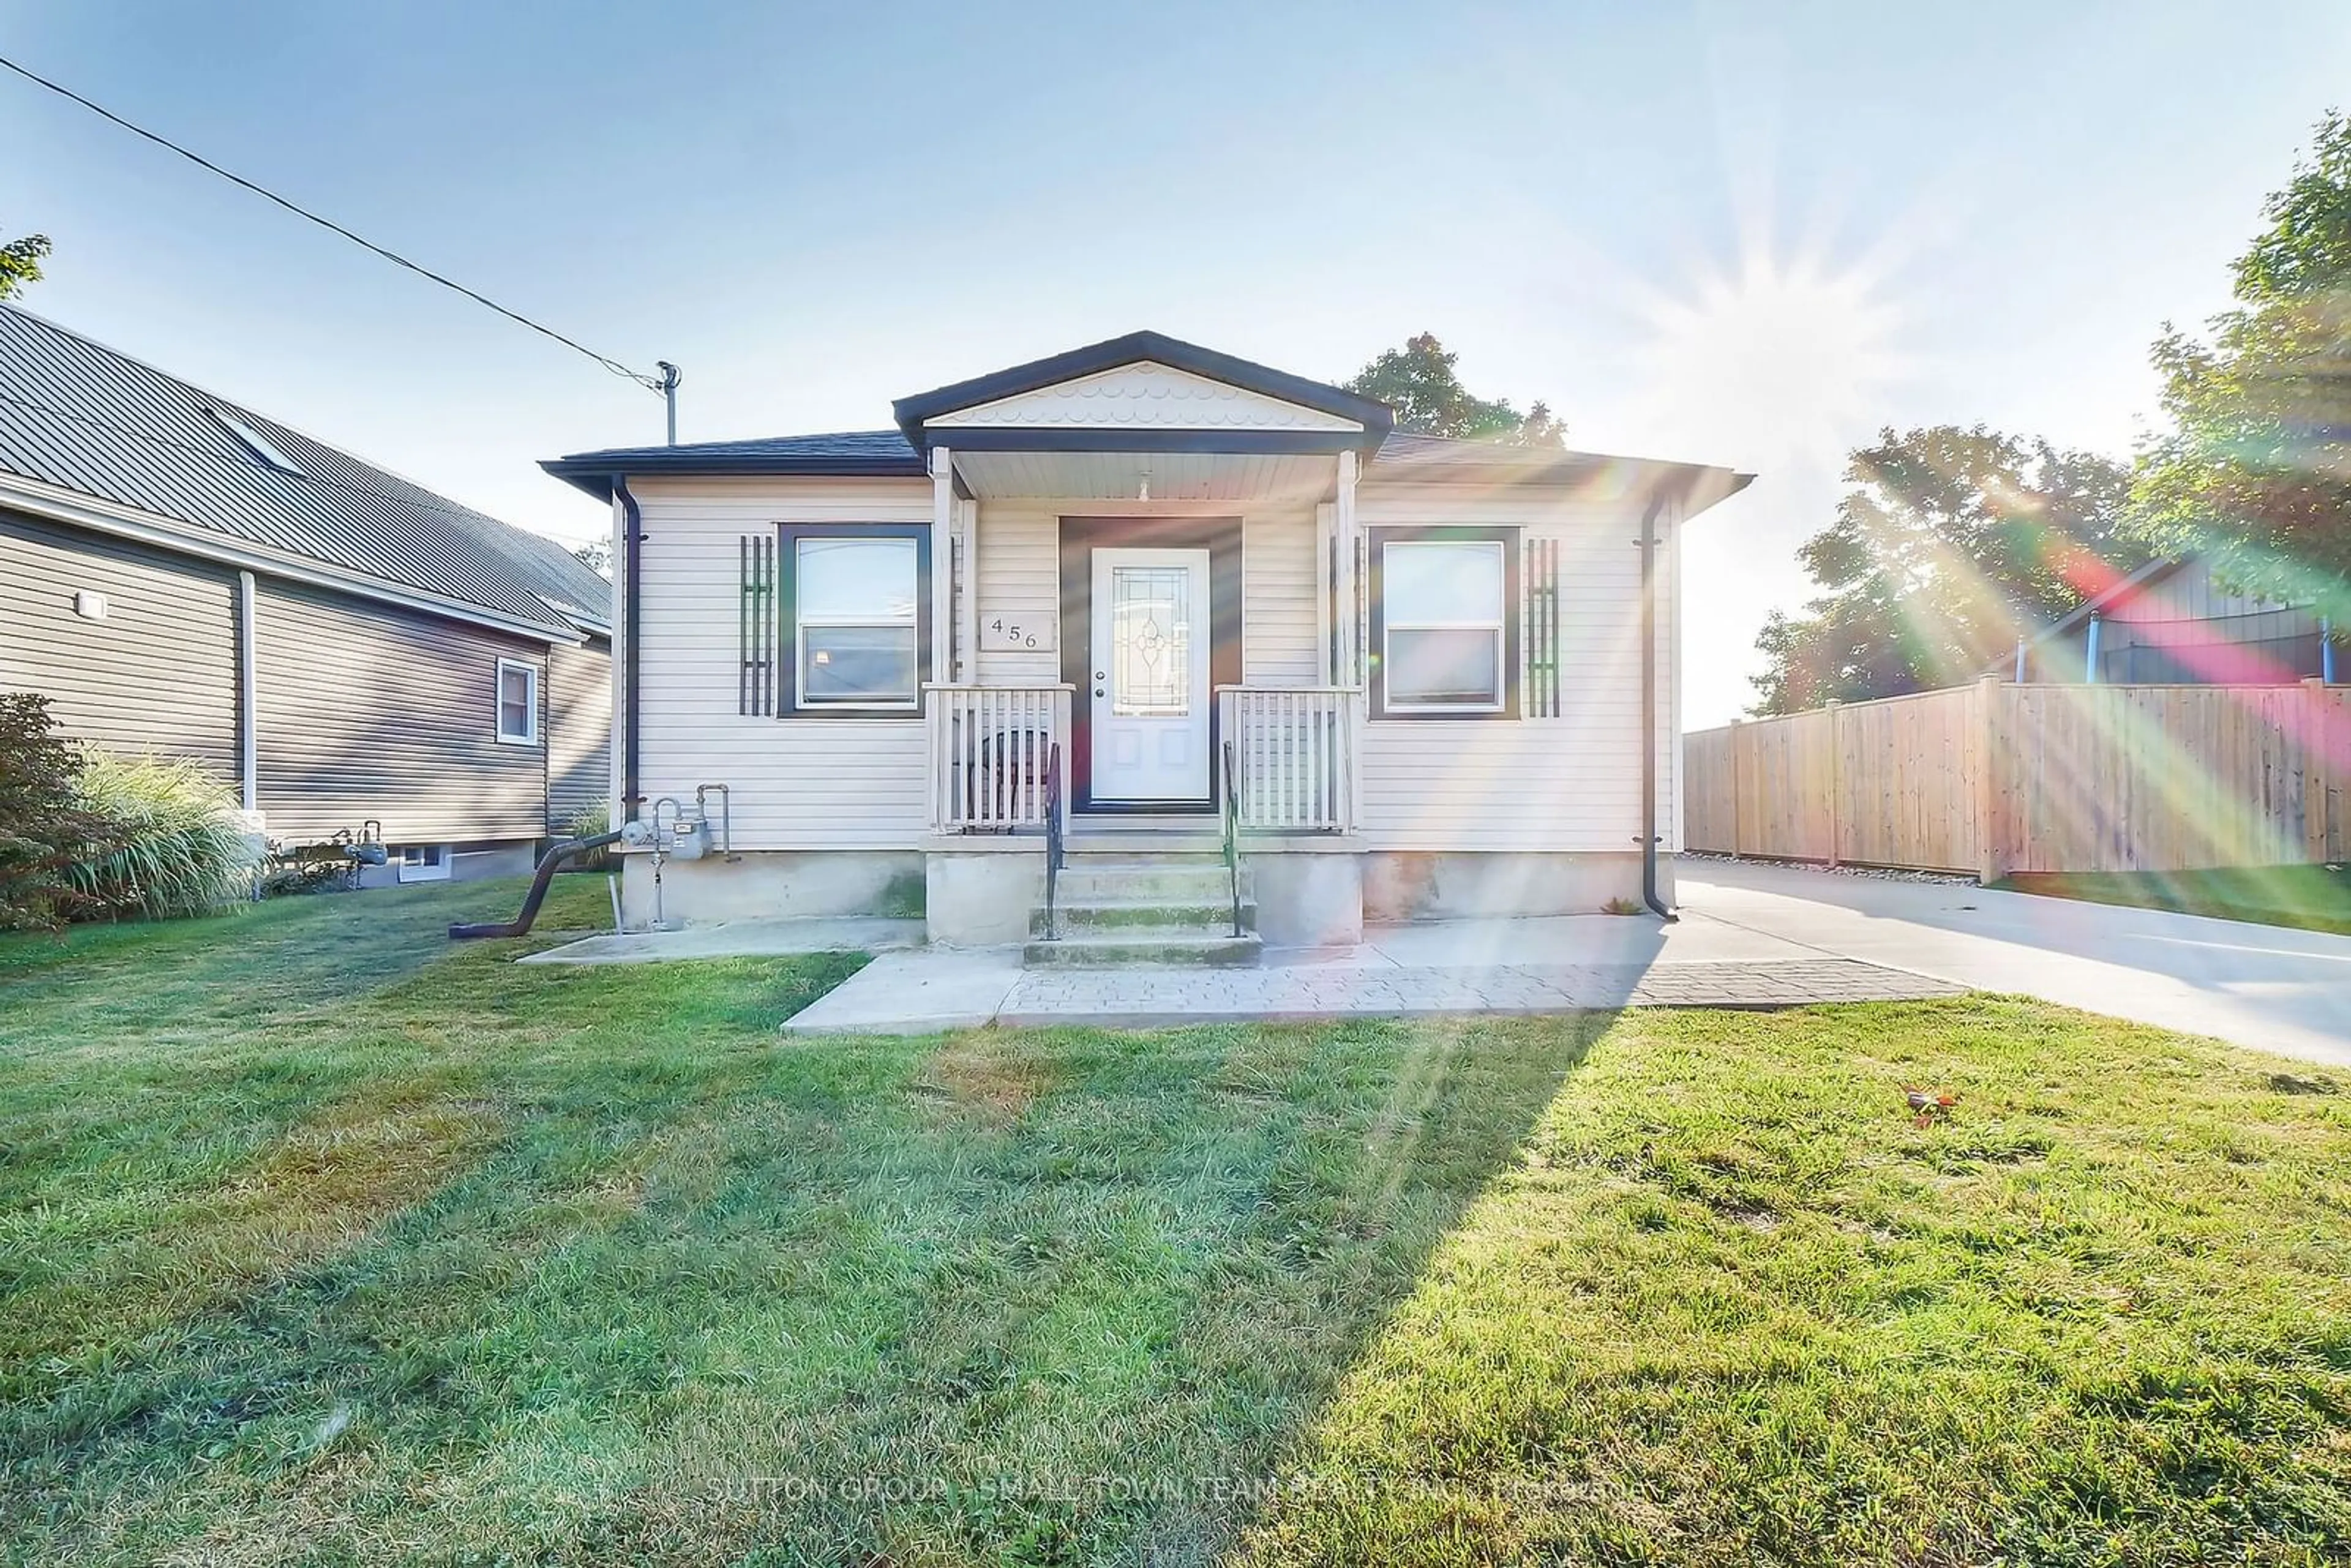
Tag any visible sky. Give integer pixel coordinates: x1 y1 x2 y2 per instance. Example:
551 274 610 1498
7 1 2348 726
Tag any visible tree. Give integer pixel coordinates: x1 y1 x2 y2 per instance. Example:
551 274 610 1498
1750 426 2143 713
1344 332 1565 446
2132 111 2351 613
1 228 50 301
571 538 612 577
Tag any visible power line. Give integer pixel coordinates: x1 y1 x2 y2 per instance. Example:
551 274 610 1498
0 52 667 394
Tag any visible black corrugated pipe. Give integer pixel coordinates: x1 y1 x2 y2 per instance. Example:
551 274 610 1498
1638 490 1676 923
449 831 624 939
615 474 644 829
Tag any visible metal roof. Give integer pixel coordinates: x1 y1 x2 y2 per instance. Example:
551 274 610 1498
0 305 610 637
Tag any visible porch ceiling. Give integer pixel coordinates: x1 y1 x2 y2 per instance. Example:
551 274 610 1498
952 449 1336 503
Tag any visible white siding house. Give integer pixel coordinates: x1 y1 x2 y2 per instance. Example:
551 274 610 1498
546 332 1747 954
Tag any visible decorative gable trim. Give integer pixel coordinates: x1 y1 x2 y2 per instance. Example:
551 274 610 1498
892 330 1393 457
924 361 1363 435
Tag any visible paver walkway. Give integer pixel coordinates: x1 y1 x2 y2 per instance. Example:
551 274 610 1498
990 957 1960 1029
776 919 1960 1033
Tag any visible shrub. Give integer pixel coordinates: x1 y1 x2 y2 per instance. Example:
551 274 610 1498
68 752 257 921
257 855 353 898
0 693 101 931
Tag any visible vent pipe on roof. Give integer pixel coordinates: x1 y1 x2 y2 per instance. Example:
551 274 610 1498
657 361 681 446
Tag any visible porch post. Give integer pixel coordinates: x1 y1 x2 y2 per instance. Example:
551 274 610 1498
1315 502 1336 685
956 497 978 683
931 447 954 685
1335 449 1359 683
1337 449 1363 833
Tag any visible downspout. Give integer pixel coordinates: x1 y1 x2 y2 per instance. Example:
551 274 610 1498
235 569 258 813
615 474 645 825
1638 490 1674 922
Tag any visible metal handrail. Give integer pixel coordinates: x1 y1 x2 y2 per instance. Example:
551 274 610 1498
1043 740 1065 941
1220 740 1242 937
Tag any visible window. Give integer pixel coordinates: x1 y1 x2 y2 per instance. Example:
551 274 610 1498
1371 528 1518 718
393 844 450 883
780 525 929 715
495 659 541 744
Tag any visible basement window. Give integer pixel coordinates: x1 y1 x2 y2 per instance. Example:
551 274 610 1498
209 408 306 476
393 844 450 883
495 659 541 745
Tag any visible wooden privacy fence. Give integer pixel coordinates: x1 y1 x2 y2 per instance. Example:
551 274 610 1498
1684 676 2349 879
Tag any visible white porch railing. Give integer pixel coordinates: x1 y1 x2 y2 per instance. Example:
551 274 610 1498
928 684 1071 832
1218 686 1362 833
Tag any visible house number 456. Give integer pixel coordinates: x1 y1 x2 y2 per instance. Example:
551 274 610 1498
983 616 1049 651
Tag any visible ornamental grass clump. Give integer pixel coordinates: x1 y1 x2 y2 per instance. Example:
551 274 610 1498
562 798 611 871
67 751 257 921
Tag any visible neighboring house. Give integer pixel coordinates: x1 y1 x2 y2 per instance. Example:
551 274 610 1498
546 331 1747 955
0 306 612 885
2008 553 2333 685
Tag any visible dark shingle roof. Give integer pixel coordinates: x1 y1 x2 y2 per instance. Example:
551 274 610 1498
1367 430 1619 481
542 429 927 499
0 306 609 636
547 426 1682 493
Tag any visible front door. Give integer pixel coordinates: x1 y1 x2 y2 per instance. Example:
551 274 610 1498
1089 546 1212 804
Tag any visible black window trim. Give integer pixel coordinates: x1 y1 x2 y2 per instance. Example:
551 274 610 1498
775 522 932 719
1368 525 1521 721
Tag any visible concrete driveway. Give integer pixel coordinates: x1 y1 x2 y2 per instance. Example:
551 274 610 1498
1679 860 2351 1065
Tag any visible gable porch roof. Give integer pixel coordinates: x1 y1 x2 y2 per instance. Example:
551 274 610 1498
890 330 1393 457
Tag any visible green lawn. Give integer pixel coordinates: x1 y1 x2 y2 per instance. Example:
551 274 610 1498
2 884 2347 1565
1997 863 2351 936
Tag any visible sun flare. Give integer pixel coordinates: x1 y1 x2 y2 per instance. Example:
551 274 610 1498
1630 247 1907 475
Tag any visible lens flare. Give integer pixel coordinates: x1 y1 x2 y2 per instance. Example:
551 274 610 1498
1627 245 1908 477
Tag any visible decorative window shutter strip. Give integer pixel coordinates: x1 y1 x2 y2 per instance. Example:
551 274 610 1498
739 532 776 716
1524 536 1561 718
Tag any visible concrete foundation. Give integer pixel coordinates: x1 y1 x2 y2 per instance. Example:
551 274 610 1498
926 850 1046 947
356 840 535 891
1363 852 1668 921
610 845 1672 941
452 844 536 883
1251 852 1364 946
620 850 924 930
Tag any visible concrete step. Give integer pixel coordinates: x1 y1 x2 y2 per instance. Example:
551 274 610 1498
1054 865 1247 903
1022 929 1264 967
1066 831 1227 854
1032 898 1254 937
